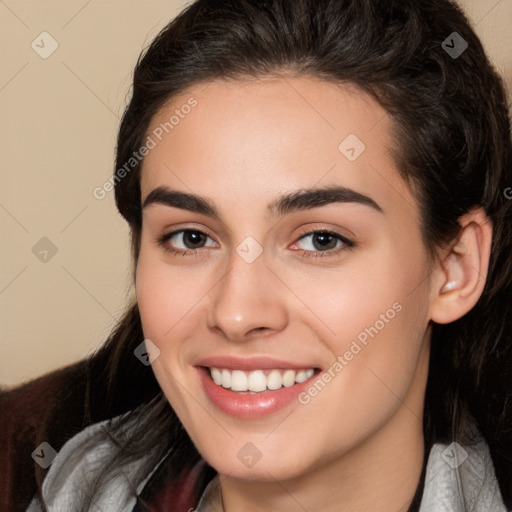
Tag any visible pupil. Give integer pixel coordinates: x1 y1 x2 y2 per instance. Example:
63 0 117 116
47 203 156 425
185 231 204 248
314 233 335 250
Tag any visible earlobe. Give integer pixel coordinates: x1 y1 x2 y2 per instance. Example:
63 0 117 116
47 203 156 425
430 209 492 324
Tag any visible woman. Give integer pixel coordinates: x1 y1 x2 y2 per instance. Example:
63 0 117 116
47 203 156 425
1 0 511 510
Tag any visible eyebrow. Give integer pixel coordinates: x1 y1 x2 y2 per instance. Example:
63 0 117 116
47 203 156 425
142 184 383 219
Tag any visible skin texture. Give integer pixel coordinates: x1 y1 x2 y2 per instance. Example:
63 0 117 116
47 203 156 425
135 76 492 512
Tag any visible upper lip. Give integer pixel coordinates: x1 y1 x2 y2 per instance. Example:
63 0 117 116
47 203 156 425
196 355 320 371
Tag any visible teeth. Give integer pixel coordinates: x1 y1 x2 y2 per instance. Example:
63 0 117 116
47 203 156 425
282 369 296 387
221 369 231 388
247 370 267 392
267 369 282 390
211 368 222 385
231 370 248 391
295 369 308 383
208 367 316 392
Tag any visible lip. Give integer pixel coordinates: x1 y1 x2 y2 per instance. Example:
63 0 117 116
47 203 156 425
196 356 320 419
196 355 319 371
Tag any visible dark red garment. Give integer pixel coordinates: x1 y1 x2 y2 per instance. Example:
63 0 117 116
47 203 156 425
1 360 93 512
141 458 215 512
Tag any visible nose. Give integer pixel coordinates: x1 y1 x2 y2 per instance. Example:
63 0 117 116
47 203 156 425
206 248 288 342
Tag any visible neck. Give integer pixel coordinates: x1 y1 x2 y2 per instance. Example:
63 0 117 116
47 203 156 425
219 339 430 512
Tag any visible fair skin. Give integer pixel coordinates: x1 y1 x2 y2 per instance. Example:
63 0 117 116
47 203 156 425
135 76 492 512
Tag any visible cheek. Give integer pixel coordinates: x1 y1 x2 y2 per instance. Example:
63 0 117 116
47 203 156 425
285 242 430 427
274 232 429 351
295 270 427 389
135 247 207 343
135 249 206 420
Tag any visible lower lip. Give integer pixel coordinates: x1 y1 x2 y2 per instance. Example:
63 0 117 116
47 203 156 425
197 367 318 419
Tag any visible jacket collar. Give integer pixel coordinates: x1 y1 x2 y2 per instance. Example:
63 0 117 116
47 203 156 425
27 414 508 512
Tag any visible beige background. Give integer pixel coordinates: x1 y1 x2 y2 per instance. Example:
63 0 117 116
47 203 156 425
1 0 511 388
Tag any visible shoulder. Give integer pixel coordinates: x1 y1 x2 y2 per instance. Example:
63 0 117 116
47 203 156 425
0 336 154 511
420 433 508 511
0 359 90 512
26 415 161 511
24 409 216 512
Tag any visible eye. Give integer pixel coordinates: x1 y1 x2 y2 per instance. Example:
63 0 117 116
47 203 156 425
157 229 217 256
156 227 355 259
290 230 355 259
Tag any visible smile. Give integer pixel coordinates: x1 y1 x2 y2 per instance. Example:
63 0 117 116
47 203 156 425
197 362 321 418
209 367 315 392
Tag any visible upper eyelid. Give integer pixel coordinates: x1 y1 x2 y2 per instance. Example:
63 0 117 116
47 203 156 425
145 208 358 238
295 226 352 241
159 226 218 244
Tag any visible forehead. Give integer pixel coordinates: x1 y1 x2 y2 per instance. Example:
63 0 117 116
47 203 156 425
139 76 417 220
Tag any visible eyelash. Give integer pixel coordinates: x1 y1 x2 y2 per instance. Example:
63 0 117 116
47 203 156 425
156 228 356 259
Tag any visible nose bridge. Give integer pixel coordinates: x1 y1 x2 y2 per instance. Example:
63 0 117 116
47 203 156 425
207 239 287 340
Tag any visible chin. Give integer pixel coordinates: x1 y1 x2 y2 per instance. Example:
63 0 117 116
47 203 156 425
195 437 318 482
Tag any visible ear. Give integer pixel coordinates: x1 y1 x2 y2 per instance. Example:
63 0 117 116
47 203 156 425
429 208 493 324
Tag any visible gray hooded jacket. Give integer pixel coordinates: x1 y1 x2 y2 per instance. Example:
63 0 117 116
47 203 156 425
26 416 509 512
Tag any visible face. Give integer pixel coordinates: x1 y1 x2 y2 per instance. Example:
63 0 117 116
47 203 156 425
135 76 434 481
